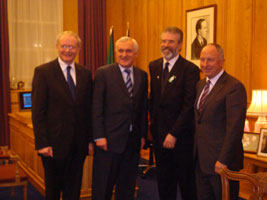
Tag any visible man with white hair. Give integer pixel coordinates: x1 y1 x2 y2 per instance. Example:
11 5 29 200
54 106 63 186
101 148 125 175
92 36 148 200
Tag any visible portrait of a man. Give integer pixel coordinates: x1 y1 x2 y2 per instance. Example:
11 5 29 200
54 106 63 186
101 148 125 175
191 18 208 60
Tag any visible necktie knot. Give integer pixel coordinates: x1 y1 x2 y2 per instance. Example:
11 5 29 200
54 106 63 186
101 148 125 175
67 66 71 72
124 69 131 75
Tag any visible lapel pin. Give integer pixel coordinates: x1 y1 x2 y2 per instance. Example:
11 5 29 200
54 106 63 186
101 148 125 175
157 75 160 79
168 75 176 83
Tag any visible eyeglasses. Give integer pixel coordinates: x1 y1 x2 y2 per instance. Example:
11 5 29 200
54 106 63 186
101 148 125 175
60 45 76 50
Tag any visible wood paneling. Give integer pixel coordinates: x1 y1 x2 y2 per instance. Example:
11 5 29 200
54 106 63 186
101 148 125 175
106 0 267 101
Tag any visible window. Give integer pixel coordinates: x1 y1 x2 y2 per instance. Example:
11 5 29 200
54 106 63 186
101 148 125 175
8 0 63 89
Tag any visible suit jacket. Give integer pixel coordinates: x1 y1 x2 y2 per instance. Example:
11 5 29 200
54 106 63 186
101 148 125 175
92 63 148 154
32 58 92 159
191 37 207 60
194 71 247 175
149 56 200 147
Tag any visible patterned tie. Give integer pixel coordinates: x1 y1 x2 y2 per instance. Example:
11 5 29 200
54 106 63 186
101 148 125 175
67 66 75 100
124 69 133 98
198 80 210 112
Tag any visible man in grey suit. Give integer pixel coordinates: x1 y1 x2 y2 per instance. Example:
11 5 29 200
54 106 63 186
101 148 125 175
32 31 93 200
92 36 148 200
194 43 247 200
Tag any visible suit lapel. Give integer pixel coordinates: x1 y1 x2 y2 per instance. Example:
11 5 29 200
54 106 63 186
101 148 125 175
161 56 184 98
75 64 82 102
133 67 141 97
198 72 227 116
53 59 75 103
114 64 130 97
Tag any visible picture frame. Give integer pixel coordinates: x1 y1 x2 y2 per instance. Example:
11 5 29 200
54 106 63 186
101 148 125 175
186 4 217 67
242 132 260 153
257 128 267 157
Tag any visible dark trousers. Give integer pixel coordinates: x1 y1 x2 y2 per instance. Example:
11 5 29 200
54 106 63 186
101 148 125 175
195 160 239 200
41 154 86 200
92 135 140 200
154 144 196 200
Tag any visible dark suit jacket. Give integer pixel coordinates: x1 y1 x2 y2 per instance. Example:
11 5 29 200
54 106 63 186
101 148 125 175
194 72 247 175
149 56 200 147
92 63 148 154
191 37 207 60
32 58 92 159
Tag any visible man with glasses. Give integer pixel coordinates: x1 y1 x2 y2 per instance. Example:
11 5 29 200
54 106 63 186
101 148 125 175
32 31 93 200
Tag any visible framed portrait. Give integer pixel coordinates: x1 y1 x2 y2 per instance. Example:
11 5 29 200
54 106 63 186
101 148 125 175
186 4 217 67
242 132 260 153
257 128 267 157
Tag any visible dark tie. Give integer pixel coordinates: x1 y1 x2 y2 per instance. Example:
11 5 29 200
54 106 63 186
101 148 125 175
67 66 75 100
198 80 210 112
124 69 133 98
161 62 169 94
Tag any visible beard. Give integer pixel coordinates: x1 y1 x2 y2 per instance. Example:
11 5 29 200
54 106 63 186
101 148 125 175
161 47 179 60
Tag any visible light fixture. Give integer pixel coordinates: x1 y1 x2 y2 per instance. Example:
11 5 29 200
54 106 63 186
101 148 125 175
247 90 267 133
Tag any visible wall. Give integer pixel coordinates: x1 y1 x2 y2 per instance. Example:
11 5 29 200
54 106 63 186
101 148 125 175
106 0 267 101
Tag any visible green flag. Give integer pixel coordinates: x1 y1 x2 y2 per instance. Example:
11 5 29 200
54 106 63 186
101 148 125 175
107 27 114 64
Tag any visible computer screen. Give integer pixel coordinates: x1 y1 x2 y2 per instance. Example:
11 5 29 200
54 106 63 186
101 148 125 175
18 91 32 111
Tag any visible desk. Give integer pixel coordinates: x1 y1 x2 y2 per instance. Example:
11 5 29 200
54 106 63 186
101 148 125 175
8 112 93 198
239 153 267 199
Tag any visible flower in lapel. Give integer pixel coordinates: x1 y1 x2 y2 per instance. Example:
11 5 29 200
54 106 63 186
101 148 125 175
168 75 176 83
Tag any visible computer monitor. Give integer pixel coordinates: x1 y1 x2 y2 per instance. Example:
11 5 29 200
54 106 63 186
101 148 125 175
18 91 32 111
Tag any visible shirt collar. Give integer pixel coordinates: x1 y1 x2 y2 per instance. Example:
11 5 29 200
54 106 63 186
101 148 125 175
207 69 224 86
118 64 133 73
58 57 75 71
163 54 179 68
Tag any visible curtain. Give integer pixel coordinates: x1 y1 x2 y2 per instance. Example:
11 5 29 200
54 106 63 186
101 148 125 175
0 0 11 146
78 0 107 76
8 0 63 89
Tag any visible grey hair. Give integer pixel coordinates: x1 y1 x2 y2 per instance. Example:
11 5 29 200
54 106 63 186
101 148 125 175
115 36 139 52
206 43 224 60
56 31 81 47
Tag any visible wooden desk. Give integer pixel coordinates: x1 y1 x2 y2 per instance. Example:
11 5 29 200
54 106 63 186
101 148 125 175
239 153 267 199
8 112 93 199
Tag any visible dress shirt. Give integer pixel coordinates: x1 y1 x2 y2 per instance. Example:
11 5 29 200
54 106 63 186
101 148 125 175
58 57 76 85
119 65 134 85
163 54 179 73
197 69 224 109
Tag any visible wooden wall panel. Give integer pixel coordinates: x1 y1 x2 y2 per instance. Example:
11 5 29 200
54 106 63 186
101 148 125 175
106 0 267 101
252 0 267 90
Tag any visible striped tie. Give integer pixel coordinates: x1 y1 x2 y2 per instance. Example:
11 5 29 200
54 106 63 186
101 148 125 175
124 69 133 98
198 80 210 112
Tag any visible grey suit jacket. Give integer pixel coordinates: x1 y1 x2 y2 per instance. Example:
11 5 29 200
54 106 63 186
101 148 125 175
92 63 148 154
32 58 92 159
194 71 247 175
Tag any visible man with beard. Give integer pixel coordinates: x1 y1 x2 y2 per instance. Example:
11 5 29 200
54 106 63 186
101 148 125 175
149 26 200 200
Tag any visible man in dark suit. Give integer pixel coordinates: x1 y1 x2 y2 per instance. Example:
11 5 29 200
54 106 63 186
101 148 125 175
92 36 148 200
191 19 208 60
32 31 93 200
194 43 247 200
149 26 200 200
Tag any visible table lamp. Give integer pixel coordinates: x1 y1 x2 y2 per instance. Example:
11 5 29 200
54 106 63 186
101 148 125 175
247 90 267 133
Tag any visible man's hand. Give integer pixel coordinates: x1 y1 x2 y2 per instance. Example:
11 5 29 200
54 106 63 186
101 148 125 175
95 138 108 151
140 138 146 149
163 133 177 149
37 147 53 157
88 142 94 155
215 160 227 174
